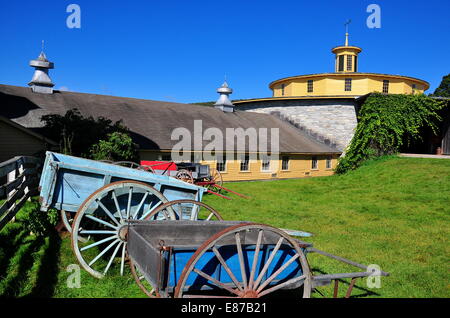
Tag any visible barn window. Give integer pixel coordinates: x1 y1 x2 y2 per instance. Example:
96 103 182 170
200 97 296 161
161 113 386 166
281 84 285 96
216 156 226 172
383 80 389 93
240 155 249 171
307 80 314 93
282 156 290 170
326 156 332 169
345 78 352 91
311 156 318 169
347 55 352 71
261 156 271 171
338 55 345 72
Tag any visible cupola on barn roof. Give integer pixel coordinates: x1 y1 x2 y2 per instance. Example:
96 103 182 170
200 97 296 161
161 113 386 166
29 41 55 94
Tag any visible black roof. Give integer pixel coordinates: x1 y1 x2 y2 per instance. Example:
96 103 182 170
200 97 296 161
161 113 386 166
0 84 340 154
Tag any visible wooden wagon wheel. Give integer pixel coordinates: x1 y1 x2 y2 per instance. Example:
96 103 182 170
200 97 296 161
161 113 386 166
128 200 223 297
71 180 176 279
206 168 223 193
130 258 160 298
144 199 223 221
174 223 312 298
175 169 194 184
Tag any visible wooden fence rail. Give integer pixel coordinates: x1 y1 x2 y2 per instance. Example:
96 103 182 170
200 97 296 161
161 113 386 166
0 156 42 230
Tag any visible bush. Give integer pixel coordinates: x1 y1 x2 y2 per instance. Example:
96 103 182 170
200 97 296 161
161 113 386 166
90 131 139 162
336 93 446 174
15 198 58 237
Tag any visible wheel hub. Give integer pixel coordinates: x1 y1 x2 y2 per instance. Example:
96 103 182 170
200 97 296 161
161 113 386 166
118 225 128 241
241 290 259 298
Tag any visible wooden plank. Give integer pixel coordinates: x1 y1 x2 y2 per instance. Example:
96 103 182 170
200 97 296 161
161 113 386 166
0 156 41 178
0 188 37 230
0 156 42 230
0 173 26 197
0 156 20 178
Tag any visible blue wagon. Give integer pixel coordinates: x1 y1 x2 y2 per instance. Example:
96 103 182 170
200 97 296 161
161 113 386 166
38 152 210 278
127 220 313 298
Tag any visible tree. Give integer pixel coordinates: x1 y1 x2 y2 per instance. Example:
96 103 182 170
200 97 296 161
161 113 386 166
431 74 450 97
41 108 130 158
90 132 138 162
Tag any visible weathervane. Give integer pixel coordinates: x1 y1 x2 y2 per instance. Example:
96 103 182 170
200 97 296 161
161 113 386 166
344 19 351 46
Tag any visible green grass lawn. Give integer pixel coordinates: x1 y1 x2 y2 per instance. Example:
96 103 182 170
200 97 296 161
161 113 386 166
0 156 449 298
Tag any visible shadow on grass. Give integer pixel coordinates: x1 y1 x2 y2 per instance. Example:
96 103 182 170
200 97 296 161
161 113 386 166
1 237 44 297
28 232 61 297
0 228 29 280
311 267 381 298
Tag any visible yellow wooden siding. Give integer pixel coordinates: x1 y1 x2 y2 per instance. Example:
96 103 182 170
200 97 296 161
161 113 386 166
271 75 426 97
139 151 338 181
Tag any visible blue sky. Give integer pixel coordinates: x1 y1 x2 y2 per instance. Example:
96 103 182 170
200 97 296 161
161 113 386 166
0 0 449 103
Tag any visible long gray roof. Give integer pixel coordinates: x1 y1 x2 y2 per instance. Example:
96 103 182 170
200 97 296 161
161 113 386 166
0 84 340 154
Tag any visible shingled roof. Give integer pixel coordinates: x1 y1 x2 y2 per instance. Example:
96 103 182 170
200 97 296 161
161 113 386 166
0 84 340 154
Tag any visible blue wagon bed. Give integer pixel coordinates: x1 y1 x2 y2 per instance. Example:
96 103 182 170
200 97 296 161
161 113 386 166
39 152 206 213
127 220 389 298
127 220 313 298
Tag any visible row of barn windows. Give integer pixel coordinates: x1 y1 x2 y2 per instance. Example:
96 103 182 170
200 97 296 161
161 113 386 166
216 155 333 172
280 79 413 95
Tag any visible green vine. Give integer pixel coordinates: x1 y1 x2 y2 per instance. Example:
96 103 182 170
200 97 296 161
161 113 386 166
336 93 447 174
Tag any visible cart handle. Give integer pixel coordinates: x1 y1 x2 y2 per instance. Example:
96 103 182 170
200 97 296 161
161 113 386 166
307 247 390 277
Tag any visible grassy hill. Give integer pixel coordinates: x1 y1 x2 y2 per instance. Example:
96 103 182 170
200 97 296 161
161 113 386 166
0 156 449 298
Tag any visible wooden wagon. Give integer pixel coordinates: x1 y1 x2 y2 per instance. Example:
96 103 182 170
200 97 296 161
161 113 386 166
38 152 210 278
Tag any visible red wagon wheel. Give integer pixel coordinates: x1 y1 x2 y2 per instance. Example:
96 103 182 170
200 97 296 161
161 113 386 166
175 169 194 184
206 168 223 193
174 223 312 298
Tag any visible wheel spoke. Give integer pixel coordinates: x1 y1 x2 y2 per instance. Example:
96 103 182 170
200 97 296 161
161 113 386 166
189 204 198 220
235 232 248 289
79 230 117 235
206 213 214 221
256 253 300 293
103 241 123 274
80 234 117 252
212 247 244 292
253 237 284 289
142 201 163 220
133 191 149 219
120 242 126 276
96 199 120 226
111 191 123 220
193 268 240 296
84 214 118 230
258 275 306 298
248 230 263 289
126 187 133 219
88 239 120 266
